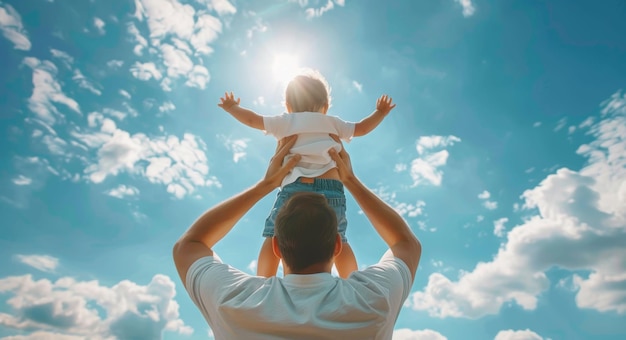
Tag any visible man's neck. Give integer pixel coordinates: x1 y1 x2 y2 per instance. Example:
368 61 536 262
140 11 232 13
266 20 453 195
284 262 333 275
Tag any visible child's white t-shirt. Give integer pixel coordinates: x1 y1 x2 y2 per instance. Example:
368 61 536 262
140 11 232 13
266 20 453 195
263 112 355 187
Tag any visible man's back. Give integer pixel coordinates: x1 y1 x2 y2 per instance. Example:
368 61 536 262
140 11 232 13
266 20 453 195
186 255 411 340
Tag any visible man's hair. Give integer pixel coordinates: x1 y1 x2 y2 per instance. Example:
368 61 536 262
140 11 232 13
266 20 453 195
274 192 338 272
285 69 331 113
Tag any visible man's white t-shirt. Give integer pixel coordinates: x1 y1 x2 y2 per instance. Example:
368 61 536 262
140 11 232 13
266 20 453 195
185 253 412 340
263 112 356 187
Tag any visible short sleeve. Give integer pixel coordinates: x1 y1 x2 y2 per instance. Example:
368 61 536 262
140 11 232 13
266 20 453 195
263 114 290 139
350 252 412 310
330 116 355 142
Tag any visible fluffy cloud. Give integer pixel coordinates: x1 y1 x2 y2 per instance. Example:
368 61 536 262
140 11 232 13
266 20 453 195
93 17 106 35
409 135 460 186
373 186 426 218
0 3 31 50
493 217 508 237
494 329 543 340
407 90 626 318
130 62 162 81
130 0 228 90
0 272 192 338
14 255 59 273
393 328 447 340
77 114 220 199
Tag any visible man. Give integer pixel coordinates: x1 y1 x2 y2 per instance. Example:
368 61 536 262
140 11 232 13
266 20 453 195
173 135 422 339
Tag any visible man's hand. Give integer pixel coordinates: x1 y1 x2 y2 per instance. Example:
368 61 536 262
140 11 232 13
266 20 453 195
218 92 241 111
328 134 355 183
375 95 396 116
263 135 301 189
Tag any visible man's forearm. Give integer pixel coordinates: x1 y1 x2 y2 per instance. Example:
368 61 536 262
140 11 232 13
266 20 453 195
178 181 275 248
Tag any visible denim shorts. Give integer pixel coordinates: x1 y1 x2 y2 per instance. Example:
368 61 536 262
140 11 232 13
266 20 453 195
263 178 348 242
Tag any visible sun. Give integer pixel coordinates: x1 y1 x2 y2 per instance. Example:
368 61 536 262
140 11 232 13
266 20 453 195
272 53 300 85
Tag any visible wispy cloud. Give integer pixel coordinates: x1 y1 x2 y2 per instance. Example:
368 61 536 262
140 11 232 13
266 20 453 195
106 185 139 199
352 80 363 93
0 3 31 50
14 254 59 272
22 57 81 125
297 0 345 20
12 175 32 186
454 0 476 17
219 135 249 163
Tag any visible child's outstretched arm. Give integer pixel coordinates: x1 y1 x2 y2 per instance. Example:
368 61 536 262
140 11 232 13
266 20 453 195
218 92 264 130
353 95 396 137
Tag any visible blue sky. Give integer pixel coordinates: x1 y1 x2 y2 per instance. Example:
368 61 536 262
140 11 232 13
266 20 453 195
1 0 625 339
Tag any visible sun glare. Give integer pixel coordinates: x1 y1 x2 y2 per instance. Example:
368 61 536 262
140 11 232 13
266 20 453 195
272 54 300 85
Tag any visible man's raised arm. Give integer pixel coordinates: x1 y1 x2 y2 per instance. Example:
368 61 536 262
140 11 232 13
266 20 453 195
329 140 421 280
173 136 301 286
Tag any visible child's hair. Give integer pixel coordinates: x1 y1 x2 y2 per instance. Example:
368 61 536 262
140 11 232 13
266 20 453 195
285 69 331 113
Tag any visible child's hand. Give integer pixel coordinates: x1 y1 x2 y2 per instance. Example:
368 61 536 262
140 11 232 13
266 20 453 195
376 95 396 116
218 92 241 111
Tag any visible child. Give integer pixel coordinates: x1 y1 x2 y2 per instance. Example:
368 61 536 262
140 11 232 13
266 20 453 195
218 69 396 278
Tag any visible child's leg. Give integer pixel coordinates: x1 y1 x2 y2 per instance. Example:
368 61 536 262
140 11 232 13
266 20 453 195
257 237 280 277
334 242 357 279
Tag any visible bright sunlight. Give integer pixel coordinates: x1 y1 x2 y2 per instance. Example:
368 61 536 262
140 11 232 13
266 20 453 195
272 53 300 84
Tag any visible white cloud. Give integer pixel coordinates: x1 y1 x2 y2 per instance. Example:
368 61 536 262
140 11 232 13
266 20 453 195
106 185 139 199
494 329 543 340
406 90 626 318
373 187 426 218
0 3 31 50
22 57 81 125
76 118 221 198
554 117 567 132
301 0 344 20
185 64 210 89
476 215 484 222
352 80 363 92
130 62 162 81
14 255 59 273
478 190 490 199
410 150 449 186
220 136 249 163
72 69 102 96
533 122 541 128
198 0 237 16
50 49 74 69
483 200 498 210
393 328 447 340
12 175 32 186
416 135 461 155
130 0 223 89
159 101 176 112
106 59 124 69
478 190 498 210
493 217 508 237
247 260 257 273
119 89 131 99
93 17 106 35
0 273 192 338
454 0 476 17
